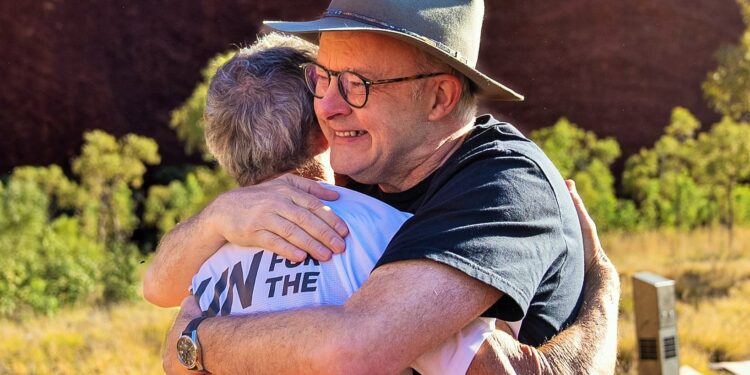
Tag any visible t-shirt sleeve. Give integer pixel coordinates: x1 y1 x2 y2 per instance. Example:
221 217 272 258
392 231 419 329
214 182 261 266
374 152 564 321
410 317 496 375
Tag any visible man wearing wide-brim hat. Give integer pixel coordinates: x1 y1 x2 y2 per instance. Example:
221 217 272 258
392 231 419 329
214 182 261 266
150 0 619 373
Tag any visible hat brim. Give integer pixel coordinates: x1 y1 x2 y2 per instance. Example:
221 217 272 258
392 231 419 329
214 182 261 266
264 18 524 101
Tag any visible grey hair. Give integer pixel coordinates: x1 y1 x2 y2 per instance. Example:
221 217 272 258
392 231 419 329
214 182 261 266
204 33 321 186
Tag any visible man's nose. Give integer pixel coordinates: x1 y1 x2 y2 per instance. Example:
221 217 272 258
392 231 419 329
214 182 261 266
315 77 352 120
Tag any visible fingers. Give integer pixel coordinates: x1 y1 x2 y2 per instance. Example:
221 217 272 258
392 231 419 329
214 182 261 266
565 179 603 271
281 174 341 202
566 180 594 231
286 187 349 238
254 230 309 262
277 174 350 245
214 174 349 261
277 189 347 256
251 180 346 261
262 213 338 261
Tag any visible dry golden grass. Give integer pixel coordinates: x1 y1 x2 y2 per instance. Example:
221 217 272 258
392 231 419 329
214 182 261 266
0 300 176 374
604 226 750 374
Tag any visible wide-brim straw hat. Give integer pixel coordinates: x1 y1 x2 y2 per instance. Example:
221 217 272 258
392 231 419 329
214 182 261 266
264 0 524 101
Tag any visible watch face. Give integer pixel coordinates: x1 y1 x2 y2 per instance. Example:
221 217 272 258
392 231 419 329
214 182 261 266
176 335 198 368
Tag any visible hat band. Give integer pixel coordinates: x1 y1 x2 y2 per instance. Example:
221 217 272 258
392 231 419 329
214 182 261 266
322 8 469 65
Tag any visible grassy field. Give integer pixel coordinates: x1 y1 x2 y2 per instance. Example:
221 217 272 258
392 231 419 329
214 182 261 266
0 299 176 374
0 227 748 374
607 227 750 374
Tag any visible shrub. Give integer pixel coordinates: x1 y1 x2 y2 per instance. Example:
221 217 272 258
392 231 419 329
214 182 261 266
531 117 628 230
0 181 103 316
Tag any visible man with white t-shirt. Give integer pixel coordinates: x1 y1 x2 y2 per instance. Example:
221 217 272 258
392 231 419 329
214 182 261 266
192 184 411 317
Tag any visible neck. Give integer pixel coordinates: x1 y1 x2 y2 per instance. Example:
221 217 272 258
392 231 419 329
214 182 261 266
258 150 335 186
296 149 335 184
377 121 473 193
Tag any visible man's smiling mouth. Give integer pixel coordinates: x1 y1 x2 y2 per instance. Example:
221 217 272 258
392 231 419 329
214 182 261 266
334 130 368 137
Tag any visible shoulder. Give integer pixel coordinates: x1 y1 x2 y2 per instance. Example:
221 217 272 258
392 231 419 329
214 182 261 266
319 183 412 227
318 184 412 264
450 115 552 172
425 116 567 212
317 185 412 286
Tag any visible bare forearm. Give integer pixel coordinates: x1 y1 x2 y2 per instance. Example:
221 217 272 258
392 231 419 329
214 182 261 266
541 253 619 374
196 306 351 374
468 254 620 375
468 330 546 375
144 208 226 307
198 273 484 374
164 261 500 375
170 300 437 375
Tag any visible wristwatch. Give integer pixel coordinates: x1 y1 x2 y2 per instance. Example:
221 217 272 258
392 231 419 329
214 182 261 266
176 316 210 373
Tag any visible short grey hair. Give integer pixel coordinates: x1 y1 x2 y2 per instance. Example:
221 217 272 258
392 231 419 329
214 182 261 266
204 33 320 186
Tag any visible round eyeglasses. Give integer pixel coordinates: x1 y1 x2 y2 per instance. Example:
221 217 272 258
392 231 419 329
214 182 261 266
301 62 447 108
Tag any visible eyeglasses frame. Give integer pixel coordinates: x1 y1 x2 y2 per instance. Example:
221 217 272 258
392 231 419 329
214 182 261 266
300 62 447 108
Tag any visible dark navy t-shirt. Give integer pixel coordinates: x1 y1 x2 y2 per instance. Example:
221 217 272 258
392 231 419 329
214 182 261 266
350 115 585 346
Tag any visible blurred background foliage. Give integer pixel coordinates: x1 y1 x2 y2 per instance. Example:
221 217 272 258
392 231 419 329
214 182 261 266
0 53 239 319
3 0 750 373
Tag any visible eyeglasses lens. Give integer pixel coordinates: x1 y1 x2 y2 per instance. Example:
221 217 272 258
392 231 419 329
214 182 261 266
337 72 367 107
303 64 368 108
303 64 327 99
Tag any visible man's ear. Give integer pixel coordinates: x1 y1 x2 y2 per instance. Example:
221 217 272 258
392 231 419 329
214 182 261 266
427 74 462 122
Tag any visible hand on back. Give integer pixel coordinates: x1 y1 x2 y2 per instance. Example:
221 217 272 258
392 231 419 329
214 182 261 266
207 174 350 262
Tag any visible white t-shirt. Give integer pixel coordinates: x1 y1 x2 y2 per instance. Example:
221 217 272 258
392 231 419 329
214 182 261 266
191 184 508 375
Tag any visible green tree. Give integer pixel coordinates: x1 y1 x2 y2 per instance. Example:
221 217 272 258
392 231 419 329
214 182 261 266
531 118 631 230
0 179 102 316
703 0 750 121
70 131 160 301
170 51 235 160
0 179 50 315
622 107 709 228
733 185 750 225
11 165 80 210
693 116 750 233
144 166 235 237
71 130 160 244
0 130 162 315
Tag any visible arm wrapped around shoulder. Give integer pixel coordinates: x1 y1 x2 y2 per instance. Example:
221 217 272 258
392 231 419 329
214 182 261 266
467 179 620 375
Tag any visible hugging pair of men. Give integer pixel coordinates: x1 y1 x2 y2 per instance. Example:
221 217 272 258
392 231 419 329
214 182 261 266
147 31 617 374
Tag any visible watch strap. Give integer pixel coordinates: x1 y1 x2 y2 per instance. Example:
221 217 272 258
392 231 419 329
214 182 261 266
181 315 211 373
182 315 209 336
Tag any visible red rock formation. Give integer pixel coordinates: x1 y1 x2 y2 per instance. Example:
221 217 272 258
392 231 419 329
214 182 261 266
484 0 743 160
0 0 328 174
0 0 744 175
